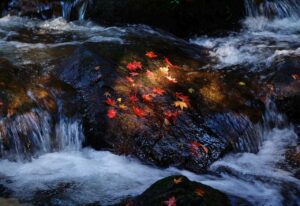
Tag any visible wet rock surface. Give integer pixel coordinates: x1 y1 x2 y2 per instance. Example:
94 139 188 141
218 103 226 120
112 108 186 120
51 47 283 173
116 175 231 206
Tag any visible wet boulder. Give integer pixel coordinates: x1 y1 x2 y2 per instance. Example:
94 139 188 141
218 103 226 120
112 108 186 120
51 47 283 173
116 175 231 206
55 38 265 173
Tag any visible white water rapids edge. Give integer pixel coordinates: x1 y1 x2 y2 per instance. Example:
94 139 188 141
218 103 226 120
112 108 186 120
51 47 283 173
0 118 299 206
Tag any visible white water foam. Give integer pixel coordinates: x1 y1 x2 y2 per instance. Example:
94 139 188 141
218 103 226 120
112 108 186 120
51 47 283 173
191 17 300 70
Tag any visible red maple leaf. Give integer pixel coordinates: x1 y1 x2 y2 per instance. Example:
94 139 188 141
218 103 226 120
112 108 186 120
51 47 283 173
153 88 166 96
164 196 176 206
126 76 135 83
145 51 158 58
129 95 139 103
165 58 173 67
164 111 179 124
133 107 146 117
107 109 117 119
105 98 116 106
127 61 142 71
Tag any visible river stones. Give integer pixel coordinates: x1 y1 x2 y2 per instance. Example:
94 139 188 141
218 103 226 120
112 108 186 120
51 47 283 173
116 175 231 206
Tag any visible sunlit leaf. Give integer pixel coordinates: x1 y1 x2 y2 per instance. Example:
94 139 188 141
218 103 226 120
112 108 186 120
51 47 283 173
117 98 122 102
133 107 146 117
174 101 188 110
292 74 300 80
127 61 142 72
188 88 195 94
145 51 158 58
238 81 246 86
105 98 116 106
153 88 166 96
160 66 169 74
142 94 154 102
119 104 128 110
166 75 177 83
173 177 183 184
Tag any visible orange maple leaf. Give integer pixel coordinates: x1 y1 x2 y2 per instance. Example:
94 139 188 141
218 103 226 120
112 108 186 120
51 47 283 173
145 51 158 58
153 88 166 96
142 94 154 102
105 98 116 106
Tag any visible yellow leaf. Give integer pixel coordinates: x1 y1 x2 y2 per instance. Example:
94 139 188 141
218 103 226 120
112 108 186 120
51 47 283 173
174 177 183 184
119 104 128 110
239 81 246 86
188 88 195 94
117 98 122 102
159 66 169 74
174 101 188 110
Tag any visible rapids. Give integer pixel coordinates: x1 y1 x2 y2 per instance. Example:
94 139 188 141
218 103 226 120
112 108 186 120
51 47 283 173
0 0 299 205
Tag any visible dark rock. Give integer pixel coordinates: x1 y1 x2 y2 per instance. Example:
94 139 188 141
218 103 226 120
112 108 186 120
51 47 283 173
55 38 265 173
90 0 245 38
115 175 231 206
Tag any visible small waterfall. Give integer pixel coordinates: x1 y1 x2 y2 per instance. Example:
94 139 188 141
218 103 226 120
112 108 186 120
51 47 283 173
244 0 300 18
60 0 90 21
0 109 84 161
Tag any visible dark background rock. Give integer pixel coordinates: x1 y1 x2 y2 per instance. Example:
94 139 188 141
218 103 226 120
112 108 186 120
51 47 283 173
1 0 245 38
116 175 231 206
90 0 245 38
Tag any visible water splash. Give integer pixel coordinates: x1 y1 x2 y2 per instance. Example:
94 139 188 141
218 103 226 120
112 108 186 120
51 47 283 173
0 109 84 161
244 0 300 18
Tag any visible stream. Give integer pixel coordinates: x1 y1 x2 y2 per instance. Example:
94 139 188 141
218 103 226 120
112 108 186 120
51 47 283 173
0 0 299 206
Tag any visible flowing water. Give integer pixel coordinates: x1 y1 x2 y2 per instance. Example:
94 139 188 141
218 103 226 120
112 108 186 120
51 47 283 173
0 0 299 205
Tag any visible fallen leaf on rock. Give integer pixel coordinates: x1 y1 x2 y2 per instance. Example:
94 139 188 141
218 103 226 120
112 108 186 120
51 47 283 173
166 75 177 83
164 196 176 206
129 95 139 103
190 141 209 154
188 88 195 94
165 57 174 67
104 92 111 98
126 76 135 83
142 94 154 102
107 109 117 119
292 74 300 80
146 51 158 58
153 88 166 96
239 81 246 86
127 61 142 72
133 107 147 117
119 104 128 110
173 177 183 184
130 72 139 76
165 111 179 124
105 98 116 106
160 66 169 74
174 101 188 110
195 188 205 197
